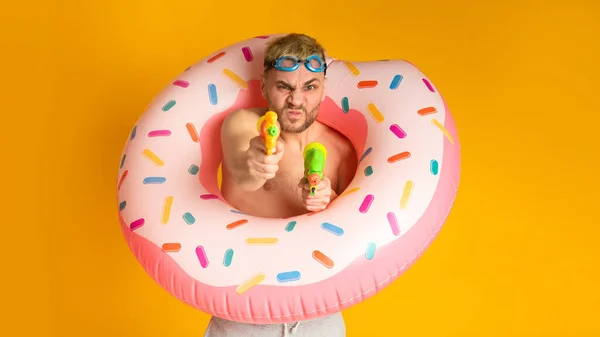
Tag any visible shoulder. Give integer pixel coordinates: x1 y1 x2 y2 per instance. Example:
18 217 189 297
223 108 263 126
221 108 265 135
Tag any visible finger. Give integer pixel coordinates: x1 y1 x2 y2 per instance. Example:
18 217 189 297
304 199 329 207
275 140 284 154
302 190 329 203
305 203 327 212
263 153 283 165
298 177 309 189
272 141 285 160
315 177 331 191
302 189 310 199
250 160 279 174
304 184 331 197
249 136 266 152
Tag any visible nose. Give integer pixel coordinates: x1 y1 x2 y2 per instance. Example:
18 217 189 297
287 88 303 107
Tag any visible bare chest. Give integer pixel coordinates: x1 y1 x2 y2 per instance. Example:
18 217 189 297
263 148 340 195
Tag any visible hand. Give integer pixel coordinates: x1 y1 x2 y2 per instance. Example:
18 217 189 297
245 136 284 181
299 177 333 212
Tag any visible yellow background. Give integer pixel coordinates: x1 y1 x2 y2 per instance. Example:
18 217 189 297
3 0 599 336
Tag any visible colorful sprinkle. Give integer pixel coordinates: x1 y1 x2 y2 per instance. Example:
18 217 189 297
200 194 218 200
195 245 209 268
343 61 360 76
185 122 200 142
148 130 171 137
227 219 248 230
188 164 199 175
432 119 455 144
390 75 403 90
418 106 437 116
245 238 278 245
388 151 411 163
277 271 301 283
120 154 126 168
254 35 270 39
359 147 372 163
223 249 234 267
143 176 166 184
400 180 414 209
207 51 226 63
162 100 176 111
173 80 189 88
341 97 349 113
182 212 196 225
390 124 406 138
364 166 373 176
340 186 360 197
142 149 164 166
208 84 218 105
312 250 334 269
236 272 265 294
162 196 174 224
129 218 144 231
430 160 439 175
130 125 137 140
366 242 376 260
367 103 384 123
118 170 128 190
162 243 181 252
359 194 374 213
387 212 400 236
241 47 253 62
423 78 435 92
230 209 245 214
285 221 297 232
357 80 378 89
223 68 248 89
119 201 126 211
321 222 344 236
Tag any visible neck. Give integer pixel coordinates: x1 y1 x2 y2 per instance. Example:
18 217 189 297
280 123 319 152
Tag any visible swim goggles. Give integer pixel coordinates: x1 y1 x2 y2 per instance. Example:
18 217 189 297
267 54 327 74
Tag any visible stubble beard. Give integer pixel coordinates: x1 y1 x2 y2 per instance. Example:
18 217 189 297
267 97 321 134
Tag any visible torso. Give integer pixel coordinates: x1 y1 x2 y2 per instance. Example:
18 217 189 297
221 108 354 219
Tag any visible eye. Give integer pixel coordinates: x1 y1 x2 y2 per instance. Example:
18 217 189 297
305 85 316 90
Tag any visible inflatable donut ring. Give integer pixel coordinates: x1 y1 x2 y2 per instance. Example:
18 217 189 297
116 34 461 324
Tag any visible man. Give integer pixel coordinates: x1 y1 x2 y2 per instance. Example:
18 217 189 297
205 33 355 336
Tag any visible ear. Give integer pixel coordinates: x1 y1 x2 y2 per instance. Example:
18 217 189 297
260 73 267 98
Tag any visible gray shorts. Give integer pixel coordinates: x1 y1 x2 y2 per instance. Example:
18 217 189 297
203 312 346 337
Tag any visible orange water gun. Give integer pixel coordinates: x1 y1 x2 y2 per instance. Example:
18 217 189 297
256 111 280 155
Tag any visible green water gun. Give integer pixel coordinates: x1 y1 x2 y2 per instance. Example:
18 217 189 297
303 142 328 195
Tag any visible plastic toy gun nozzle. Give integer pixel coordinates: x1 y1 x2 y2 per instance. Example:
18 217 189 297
307 173 322 195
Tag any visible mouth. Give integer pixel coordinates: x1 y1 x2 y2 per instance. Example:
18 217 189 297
286 110 302 119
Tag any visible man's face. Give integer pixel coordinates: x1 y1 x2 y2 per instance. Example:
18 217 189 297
261 65 327 133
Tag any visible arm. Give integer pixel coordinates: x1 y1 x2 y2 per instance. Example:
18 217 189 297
220 109 266 192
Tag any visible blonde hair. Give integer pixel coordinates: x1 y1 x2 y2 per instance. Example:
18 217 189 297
263 33 326 71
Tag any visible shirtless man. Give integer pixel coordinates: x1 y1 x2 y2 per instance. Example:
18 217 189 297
220 33 357 219
203 33 356 336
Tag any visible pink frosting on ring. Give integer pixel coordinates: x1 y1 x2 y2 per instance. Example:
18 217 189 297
117 34 460 324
